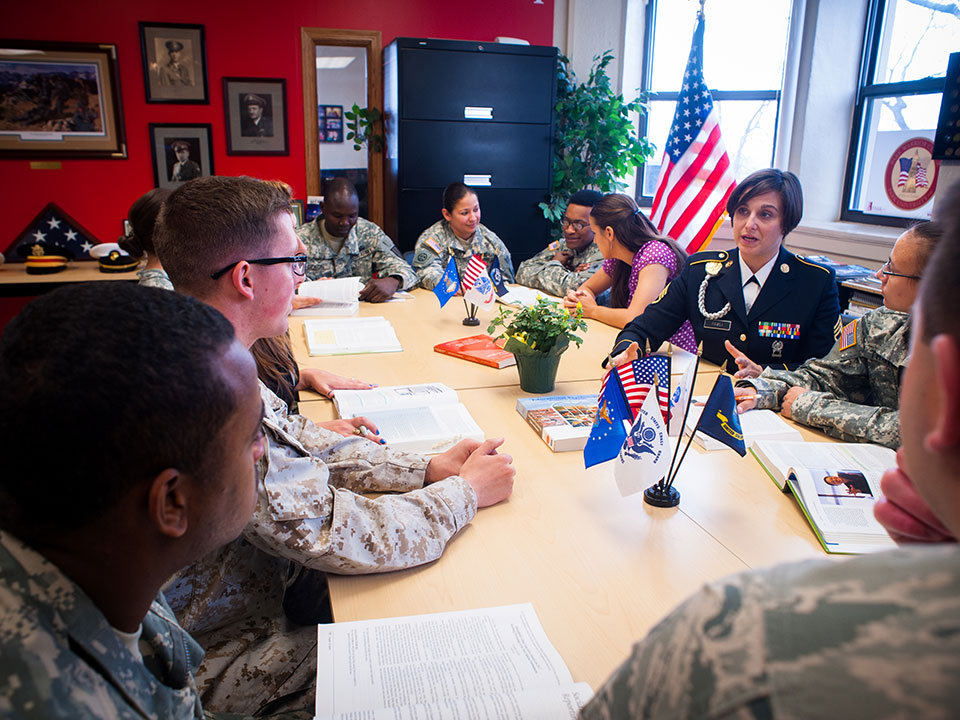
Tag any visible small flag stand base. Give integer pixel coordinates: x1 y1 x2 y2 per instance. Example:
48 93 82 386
644 483 680 507
462 316 480 326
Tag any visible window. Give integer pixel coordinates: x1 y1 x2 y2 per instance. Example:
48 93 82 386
841 0 955 226
635 0 793 204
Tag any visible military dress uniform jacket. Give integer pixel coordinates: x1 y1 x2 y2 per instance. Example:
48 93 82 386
165 382 479 715
515 238 605 296
296 217 418 289
579 544 960 720
744 307 908 448
0 530 205 719
611 247 841 369
413 220 514 290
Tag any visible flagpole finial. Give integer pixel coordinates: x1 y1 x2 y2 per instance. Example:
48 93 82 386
645 338 652 356
699 0 706 15
697 341 704 357
719 359 728 375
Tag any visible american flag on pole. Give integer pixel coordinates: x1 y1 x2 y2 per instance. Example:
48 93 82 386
461 254 487 290
649 12 735 254
915 162 928 188
598 355 670 424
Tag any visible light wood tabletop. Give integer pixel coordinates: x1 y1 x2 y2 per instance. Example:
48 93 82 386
0 262 139 286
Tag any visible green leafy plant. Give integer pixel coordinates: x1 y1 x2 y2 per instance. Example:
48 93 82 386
344 103 384 152
487 297 587 354
540 51 656 227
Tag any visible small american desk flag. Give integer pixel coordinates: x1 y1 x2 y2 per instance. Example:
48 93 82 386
649 12 735 254
598 356 670 424
462 254 487 290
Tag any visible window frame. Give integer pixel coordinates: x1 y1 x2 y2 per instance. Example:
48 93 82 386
839 0 946 228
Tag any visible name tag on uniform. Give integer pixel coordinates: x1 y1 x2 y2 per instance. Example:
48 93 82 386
703 318 732 331
758 321 800 339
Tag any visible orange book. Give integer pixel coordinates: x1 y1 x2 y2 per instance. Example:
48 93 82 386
433 335 517 369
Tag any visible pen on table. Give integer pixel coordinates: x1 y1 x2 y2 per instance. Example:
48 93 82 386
356 425 386 444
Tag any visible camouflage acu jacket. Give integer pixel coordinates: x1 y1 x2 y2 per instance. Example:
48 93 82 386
297 216 418 289
515 238 604 297
413 220 514 289
165 382 478 714
580 544 960 720
0 530 205 719
745 306 908 448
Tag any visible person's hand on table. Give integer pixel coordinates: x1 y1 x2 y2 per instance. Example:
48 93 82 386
359 276 400 303
299 368 375 398
319 415 384 443
724 340 762 378
425 437 515 507
292 296 323 311
733 386 758 414
780 386 807 419
874 454 955 544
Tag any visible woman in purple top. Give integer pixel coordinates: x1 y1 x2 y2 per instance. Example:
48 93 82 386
563 193 697 352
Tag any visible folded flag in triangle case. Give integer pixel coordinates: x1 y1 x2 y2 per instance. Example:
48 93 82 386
432 256 460 308
694 374 746 456
5 202 98 262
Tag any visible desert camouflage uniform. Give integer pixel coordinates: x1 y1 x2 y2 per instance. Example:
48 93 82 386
165 382 478 715
0 529 205 719
296 217 418 289
580 544 960 720
743 306 908 448
413 220 514 289
515 238 604 296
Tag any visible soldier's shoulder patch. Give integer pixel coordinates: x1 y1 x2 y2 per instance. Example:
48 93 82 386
838 318 858 350
689 250 728 265
547 240 560 252
414 250 431 265
422 237 442 255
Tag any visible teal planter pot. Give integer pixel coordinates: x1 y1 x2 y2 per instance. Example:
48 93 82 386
504 335 569 394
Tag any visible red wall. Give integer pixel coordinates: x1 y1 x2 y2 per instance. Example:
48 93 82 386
0 0 554 328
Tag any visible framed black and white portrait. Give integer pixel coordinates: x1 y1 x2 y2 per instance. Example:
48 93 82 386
139 22 208 104
149 123 213 189
223 77 288 155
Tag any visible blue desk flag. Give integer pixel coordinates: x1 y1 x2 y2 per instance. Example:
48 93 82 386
695 374 746 456
489 256 509 296
433 256 460 308
584 369 632 468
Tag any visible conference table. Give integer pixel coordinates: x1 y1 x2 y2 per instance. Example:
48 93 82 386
291 288 830 692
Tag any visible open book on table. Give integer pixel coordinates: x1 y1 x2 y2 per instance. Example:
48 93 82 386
750 440 898 555
303 316 402 356
496 285 562 308
333 382 483 454
314 603 593 720
685 397 802 451
292 277 362 316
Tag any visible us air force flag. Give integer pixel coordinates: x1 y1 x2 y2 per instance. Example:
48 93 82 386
615 383 670 496
433 255 460 308
696 374 746 456
584 370 632 469
464 267 497 310
489 256 509 296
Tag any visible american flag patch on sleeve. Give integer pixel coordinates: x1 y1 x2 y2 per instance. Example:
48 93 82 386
423 237 442 255
838 319 858 351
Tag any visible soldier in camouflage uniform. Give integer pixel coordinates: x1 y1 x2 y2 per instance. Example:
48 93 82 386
413 182 514 289
580 188 960 720
733 222 941 448
516 189 604 297
155 176 515 716
296 178 417 301
0 282 266 718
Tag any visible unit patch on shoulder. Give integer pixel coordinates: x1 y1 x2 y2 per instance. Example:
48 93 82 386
838 319 858 351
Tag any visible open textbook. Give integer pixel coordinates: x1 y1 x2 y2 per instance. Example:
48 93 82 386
751 440 898 554
334 383 483 454
496 285 562 308
293 277 362 316
685 398 802 450
303 316 402 356
314 603 593 720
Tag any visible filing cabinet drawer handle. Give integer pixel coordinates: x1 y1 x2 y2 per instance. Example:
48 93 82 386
463 174 492 186
464 106 493 120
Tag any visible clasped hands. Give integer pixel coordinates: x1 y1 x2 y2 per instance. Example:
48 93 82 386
425 437 515 507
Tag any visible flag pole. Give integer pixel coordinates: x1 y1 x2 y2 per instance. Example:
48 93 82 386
664 341 702 488
665 360 727 490
643 371 679 507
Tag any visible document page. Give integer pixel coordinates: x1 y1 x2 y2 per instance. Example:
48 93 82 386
334 383 458 417
362 404 483 454
315 604 590 718
758 441 895 476
304 317 402 356
292 277 362 316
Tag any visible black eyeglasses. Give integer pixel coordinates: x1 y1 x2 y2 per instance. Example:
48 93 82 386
560 217 588 231
879 259 920 280
210 254 307 280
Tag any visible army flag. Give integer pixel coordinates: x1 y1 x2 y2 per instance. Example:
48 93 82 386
648 12 735 254
614 380 670 496
584 370 632 469
433 256 460 308
694 374 746 456
488 256 509 296
5 202 98 261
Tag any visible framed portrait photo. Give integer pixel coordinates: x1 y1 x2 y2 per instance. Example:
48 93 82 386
149 123 213 190
223 77 288 155
0 39 126 158
139 22 208 103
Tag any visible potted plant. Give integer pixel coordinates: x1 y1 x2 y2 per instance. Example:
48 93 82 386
344 103 384 152
488 298 588 393
539 51 656 228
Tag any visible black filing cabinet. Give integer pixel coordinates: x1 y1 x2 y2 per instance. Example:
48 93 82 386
384 38 558 266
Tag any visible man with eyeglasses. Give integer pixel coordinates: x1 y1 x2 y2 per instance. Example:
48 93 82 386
516 189 605 296
153 176 515 716
731 222 942 448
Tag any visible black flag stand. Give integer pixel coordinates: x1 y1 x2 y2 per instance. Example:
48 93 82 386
641 371 678 507
462 300 479 326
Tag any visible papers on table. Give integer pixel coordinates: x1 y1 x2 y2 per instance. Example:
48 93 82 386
292 277 361 316
496 285 562 308
685 396 802 450
303 316 401 356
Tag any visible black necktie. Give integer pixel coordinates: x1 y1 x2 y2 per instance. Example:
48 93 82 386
744 275 760 313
